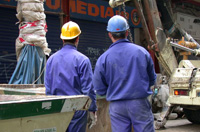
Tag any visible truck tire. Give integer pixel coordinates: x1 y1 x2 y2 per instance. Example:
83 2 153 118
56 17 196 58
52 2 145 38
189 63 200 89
183 108 200 124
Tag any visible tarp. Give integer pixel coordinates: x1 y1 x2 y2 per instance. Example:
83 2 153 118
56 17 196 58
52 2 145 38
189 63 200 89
9 45 46 84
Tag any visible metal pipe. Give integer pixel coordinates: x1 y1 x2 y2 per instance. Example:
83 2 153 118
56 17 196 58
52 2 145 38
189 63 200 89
61 0 70 24
183 32 200 49
133 0 152 48
143 0 156 43
170 41 196 53
109 0 130 8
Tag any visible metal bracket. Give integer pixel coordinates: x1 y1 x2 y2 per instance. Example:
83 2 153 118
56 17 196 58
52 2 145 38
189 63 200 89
154 105 175 129
189 68 198 90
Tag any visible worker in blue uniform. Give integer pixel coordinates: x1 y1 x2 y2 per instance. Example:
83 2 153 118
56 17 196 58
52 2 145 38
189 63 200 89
93 15 157 132
45 21 97 132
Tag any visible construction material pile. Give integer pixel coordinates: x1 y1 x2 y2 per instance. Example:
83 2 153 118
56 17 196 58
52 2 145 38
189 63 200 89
15 0 51 60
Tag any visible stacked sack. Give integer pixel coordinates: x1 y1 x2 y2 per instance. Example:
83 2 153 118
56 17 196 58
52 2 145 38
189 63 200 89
15 0 51 60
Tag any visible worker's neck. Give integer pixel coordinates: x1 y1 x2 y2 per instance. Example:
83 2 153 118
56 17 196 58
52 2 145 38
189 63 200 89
112 38 125 43
112 39 119 43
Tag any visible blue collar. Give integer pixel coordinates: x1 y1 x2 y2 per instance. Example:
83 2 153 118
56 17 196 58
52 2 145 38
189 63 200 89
109 39 130 48
63 43 77 50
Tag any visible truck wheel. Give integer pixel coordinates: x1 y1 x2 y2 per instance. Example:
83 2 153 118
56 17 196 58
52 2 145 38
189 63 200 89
183 108 200 124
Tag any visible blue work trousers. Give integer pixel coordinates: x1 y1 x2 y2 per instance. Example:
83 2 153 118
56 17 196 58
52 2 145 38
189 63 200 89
109 98 155 132
66 110 88 132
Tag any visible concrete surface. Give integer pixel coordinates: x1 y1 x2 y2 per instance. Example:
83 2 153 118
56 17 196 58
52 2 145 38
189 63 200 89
156 119 200 132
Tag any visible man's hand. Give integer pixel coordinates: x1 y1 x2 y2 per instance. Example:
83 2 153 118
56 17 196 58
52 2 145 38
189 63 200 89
87 111 97 129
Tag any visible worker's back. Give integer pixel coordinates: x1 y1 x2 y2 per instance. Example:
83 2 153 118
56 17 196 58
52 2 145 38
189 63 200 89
45 44 92 96
94 39 156 101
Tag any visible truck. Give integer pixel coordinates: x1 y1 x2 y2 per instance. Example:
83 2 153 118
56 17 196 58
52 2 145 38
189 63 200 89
109 0 200 129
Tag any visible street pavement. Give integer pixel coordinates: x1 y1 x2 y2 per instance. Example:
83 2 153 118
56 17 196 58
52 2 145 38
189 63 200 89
155 119 200 132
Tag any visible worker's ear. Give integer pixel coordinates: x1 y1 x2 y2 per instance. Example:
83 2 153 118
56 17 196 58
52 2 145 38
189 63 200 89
108 32 112 39
75 36 79 47
76 36 79 42
125 30 129 37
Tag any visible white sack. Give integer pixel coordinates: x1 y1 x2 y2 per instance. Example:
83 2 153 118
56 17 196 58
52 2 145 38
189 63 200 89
22 34 46 43
18 35 51 55
16 12 23 22
16 11 46 22
43 46 51 56
33 40 47 46
15 37 24 60
17 3 44 12
19 20 47 35
23 11 46 22
20 26 46 35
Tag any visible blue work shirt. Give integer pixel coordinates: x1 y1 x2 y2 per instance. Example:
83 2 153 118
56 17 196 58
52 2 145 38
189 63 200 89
93 39 157 101
45 44 97 111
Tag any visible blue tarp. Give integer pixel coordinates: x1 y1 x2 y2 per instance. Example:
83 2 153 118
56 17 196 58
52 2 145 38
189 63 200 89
9 45 46 84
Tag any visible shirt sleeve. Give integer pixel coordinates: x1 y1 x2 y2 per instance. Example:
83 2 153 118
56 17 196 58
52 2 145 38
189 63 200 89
79 58 97 112
93 59 108 96
45 61 51 95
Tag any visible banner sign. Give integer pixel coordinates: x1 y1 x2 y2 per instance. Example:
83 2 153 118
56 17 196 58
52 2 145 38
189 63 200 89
70 0 141 27
0 0 141 27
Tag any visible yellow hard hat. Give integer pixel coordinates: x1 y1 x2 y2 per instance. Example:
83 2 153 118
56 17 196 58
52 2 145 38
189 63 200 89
60 21 81 40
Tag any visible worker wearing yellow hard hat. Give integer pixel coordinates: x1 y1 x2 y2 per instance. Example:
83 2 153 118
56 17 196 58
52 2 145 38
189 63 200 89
45 21 97 132
60 21 81 40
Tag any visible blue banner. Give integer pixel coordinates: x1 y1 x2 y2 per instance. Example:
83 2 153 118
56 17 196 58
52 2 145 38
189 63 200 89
70 0 141 28
0 0 141 27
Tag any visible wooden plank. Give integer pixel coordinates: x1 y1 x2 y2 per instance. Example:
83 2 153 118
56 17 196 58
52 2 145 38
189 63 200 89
0 84 44 88
0 87 45 95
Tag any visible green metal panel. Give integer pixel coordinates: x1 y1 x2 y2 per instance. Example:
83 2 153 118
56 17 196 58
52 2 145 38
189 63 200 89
0 95 90 120
0 99 64 120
